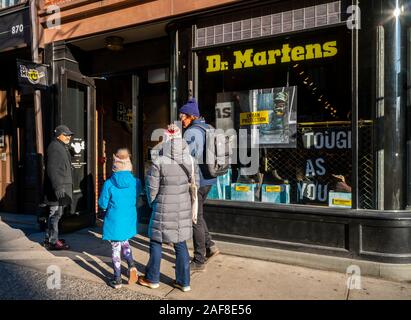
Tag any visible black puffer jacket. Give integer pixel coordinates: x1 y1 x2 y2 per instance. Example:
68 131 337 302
44 138 73 206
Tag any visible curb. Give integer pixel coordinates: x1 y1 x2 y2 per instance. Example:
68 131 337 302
206 235 411 283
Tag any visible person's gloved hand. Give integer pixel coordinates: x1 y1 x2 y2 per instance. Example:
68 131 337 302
55 189 66 199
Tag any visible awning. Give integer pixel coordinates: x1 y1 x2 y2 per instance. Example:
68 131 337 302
0 5 31 53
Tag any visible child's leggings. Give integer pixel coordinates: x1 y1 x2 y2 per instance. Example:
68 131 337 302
111 240 134 279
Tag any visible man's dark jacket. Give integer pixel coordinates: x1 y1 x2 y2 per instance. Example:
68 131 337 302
44 138 73 206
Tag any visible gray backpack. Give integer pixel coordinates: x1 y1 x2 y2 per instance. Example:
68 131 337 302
192 123 231 179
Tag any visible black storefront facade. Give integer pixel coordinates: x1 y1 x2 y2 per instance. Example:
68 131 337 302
169 0 411 266
42 0 411 272
41 23 172 231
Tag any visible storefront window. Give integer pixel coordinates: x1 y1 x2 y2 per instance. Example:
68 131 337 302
197 26 353 208
0 0 23 10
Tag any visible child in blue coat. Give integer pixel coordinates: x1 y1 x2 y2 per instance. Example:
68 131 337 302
98 148 141 289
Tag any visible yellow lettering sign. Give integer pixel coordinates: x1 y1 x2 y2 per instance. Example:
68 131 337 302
206 55 221 72
266 186 282 193
205 40 338 72
240 111 269 126
233 49 254 69
253 51 267 66
291 46 306 61
322 41 338 57
235 185 251 192
332 198 352 206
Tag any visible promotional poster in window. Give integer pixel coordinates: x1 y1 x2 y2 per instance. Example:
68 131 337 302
250 86 297 148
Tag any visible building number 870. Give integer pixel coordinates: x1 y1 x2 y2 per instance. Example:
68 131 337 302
11 24 24 35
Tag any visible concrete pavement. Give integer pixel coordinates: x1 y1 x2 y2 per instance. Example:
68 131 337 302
0 261 161 300
0 212 411 300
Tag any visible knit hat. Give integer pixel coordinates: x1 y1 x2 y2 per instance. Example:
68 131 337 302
179 98 200 117
112 149 132 172
164 124 182 140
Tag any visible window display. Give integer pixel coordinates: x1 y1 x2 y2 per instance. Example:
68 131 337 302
198 26 352 208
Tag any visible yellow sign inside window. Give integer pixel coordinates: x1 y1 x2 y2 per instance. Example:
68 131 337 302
332 199 352 206
266 186 282 193
240 111 269 126
235 185 251 192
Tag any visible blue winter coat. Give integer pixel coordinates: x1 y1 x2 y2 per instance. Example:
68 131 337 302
98 171 141 241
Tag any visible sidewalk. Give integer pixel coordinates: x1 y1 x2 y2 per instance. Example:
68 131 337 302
0 212 411 300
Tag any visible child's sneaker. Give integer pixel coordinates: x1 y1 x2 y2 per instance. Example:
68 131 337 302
109 278 122 289
128 267 138 285
138 276 160 289
174 282 191 292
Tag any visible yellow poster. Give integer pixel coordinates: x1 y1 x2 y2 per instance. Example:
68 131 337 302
235 185 251 192
332 199 352 206
240 111 269 126
265 186 282 193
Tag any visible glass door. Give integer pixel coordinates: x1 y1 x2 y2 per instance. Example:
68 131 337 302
60 68 96 216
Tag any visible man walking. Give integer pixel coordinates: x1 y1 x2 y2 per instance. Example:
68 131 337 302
179 98 220 272
44 125 74 250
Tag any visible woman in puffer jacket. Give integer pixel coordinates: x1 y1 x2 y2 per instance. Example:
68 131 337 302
138 124 199 292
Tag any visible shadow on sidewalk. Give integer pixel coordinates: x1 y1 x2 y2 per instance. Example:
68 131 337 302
41 229 175 286
1 216 176 287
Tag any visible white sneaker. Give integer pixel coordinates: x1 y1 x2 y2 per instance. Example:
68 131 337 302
174 282 191 292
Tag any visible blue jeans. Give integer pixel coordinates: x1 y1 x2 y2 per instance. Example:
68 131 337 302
145 240 190 287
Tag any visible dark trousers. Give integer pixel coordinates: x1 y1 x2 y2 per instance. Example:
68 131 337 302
192 185 215 264
47 205 64 244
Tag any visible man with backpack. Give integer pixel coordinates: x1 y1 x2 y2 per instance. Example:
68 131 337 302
179 98 221 272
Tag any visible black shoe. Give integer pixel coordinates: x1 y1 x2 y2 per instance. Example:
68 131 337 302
44 238 66 246
205 246 220 262
109 278 122 289
43 238 50 248
190 261 206 272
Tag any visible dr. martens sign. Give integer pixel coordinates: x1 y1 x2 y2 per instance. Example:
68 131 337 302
205 40 338 73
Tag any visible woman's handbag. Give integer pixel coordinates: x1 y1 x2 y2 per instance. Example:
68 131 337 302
178 157 199 224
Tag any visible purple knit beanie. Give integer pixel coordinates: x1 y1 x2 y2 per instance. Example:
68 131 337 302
179 98 200 117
